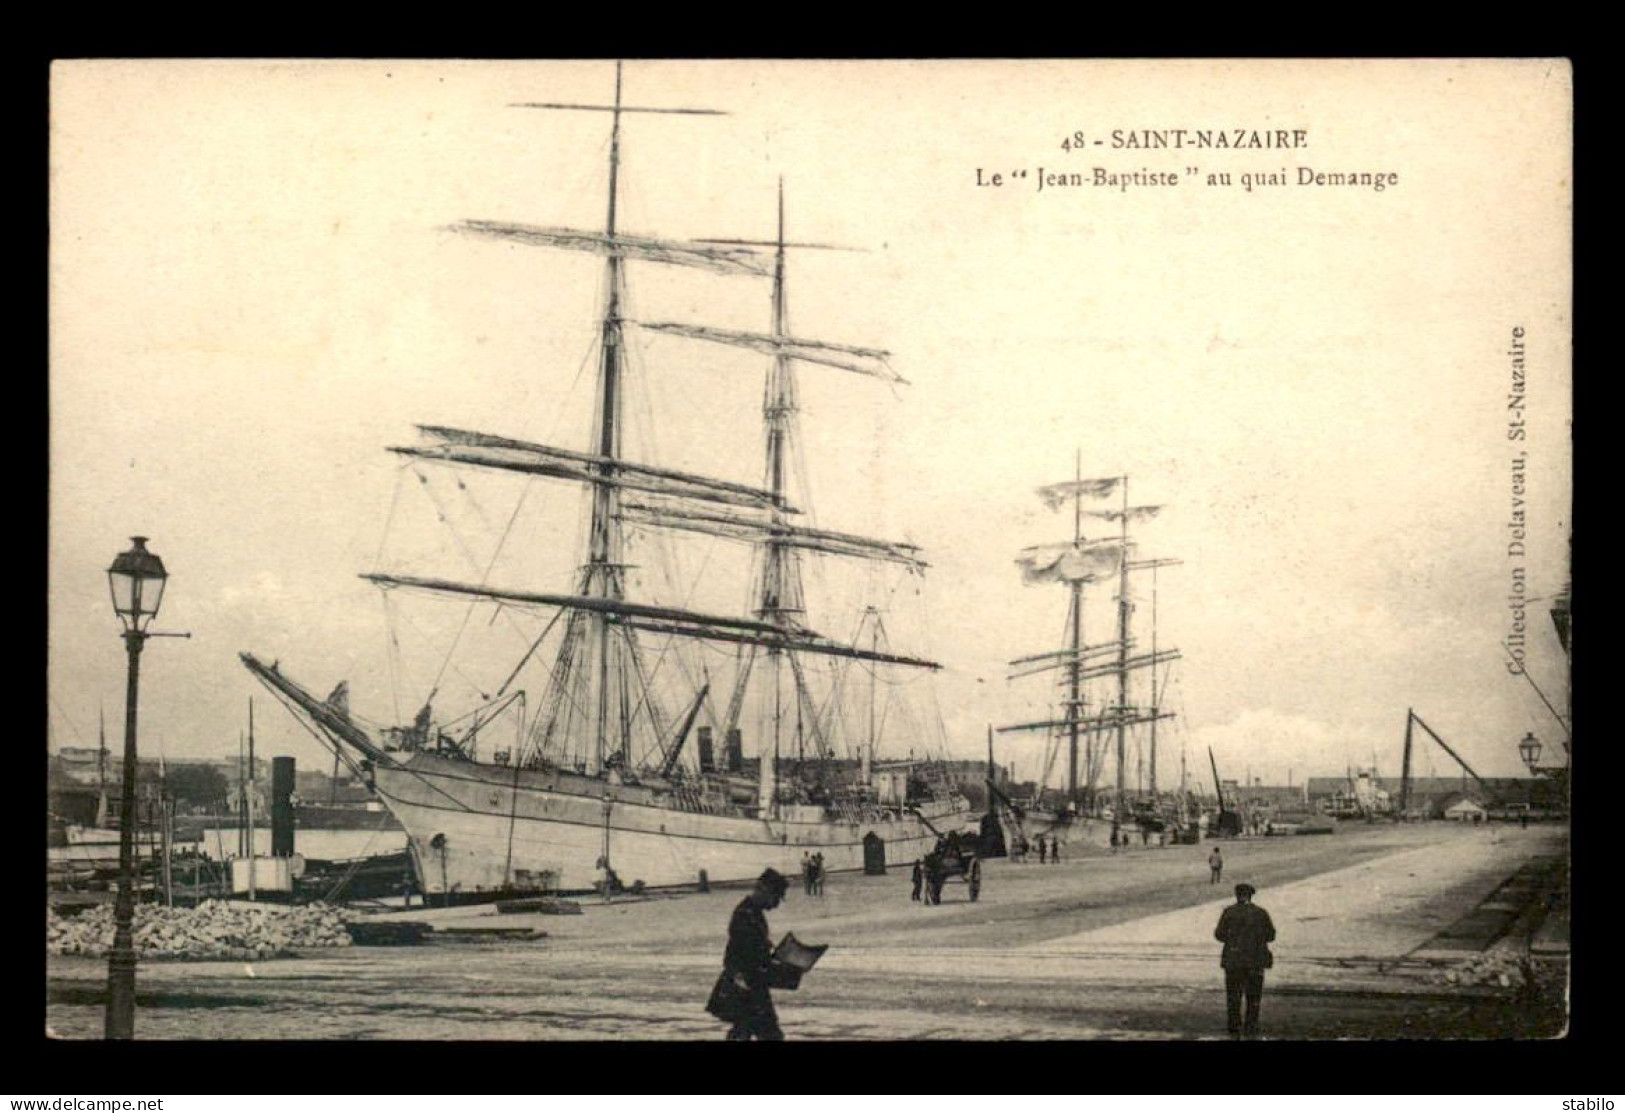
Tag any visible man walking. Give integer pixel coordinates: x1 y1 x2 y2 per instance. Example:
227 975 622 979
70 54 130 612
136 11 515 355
910 858 923 902
1208 846 1224 884
1214 882 1276 1039
1037 835 1048 864
706 867 790 1040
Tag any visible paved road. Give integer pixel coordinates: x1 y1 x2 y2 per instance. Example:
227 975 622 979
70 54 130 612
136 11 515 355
45 823 1567 1040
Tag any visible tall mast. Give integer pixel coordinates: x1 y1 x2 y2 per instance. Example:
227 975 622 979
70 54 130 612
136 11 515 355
1149 560 1159 801
1179 733 1188 824
96 705 108 827
97 705 107 795
485 63 740 774
758 179 795 815
1067 450 1083 805
1115 475 1130 824
588 61 629 772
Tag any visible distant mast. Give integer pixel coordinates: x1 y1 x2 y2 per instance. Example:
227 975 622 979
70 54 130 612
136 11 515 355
1114 474 1129 830
1000 464 1180 831
1148 560 1162 801
96 706 109 828
1068 453 1085 805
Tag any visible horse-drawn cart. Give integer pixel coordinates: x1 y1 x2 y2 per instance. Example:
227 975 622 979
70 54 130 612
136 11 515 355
911 809 982 904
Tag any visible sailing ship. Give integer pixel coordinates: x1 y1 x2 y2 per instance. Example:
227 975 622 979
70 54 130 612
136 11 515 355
240 63 974 898
994 461 1183 848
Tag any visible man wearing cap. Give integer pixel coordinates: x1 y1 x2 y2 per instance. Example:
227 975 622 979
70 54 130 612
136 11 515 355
1214 882 1276 1039
706 867 789 1040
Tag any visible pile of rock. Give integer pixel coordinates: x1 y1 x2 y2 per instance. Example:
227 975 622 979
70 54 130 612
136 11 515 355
46 900 355 960
1428 951 1529 989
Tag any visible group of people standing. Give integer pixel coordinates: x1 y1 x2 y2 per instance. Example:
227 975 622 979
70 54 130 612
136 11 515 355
1006 833 1063 863
800 851 825 896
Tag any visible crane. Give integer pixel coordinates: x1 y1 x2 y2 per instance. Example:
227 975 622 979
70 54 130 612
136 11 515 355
1397 708 1498 818
1208 746 1243 837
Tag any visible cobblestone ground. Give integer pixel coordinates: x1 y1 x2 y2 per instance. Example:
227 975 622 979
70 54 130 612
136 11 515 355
46 823 1568 1040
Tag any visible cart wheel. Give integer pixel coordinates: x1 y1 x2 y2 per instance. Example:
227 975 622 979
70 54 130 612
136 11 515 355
969 879 980 901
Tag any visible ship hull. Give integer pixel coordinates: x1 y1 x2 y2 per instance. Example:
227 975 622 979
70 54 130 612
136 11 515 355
375 753 978 895
999 811 1171 852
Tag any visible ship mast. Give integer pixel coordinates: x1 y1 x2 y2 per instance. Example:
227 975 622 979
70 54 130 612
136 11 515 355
588 62 629 772
1115 474 1129 832
506 60 736 775
1000 468 1180 829
759 182 797 811
692 182 929 811
1067 452 1084 806
354 64 933 784
1149 560 1160 802
96 706 108 828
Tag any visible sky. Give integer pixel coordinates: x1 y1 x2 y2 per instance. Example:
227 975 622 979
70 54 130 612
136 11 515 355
49 60 1571 791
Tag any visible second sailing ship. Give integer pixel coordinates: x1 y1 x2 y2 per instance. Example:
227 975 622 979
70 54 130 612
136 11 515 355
996 462 1184 848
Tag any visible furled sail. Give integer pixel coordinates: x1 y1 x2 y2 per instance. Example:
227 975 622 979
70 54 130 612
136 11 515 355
638 321 903 382
610 617 940 669
998 709 1175 735
1007 639 1141 680
1008 639 1129 669
362 572 796 637
620 500 925 570
395 426 792 513
1067 649 1181 684
362 573 938 670
449 221 772 277
1083 505 1163 523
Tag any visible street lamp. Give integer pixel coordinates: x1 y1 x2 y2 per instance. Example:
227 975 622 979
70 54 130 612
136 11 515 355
104 536 167 1040
1518 731 1542 774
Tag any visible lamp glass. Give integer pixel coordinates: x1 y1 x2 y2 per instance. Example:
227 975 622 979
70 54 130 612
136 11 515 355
107 537 168 633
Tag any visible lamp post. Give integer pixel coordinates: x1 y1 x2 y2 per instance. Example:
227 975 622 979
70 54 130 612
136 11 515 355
1517 729 1571 821
1518 731 1542 774
104 536 168 1040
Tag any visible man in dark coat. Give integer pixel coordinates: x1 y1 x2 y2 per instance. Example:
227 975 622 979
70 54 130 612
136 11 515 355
1213 882 1276 1039
706 867 789 1040
910 859 923 902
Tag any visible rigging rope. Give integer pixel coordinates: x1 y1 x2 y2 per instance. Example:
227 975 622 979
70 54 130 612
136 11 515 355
382 592 406 726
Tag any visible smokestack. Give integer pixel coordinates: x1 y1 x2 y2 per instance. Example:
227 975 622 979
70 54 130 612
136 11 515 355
726 728 744 773
697 727 714 773
271 756 296 858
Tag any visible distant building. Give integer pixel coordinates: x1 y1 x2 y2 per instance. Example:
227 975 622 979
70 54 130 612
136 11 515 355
1306 774 1565 818
1440 794 1489 822
936 759 1010 791
52 746 114 786
1237 785 1309 812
